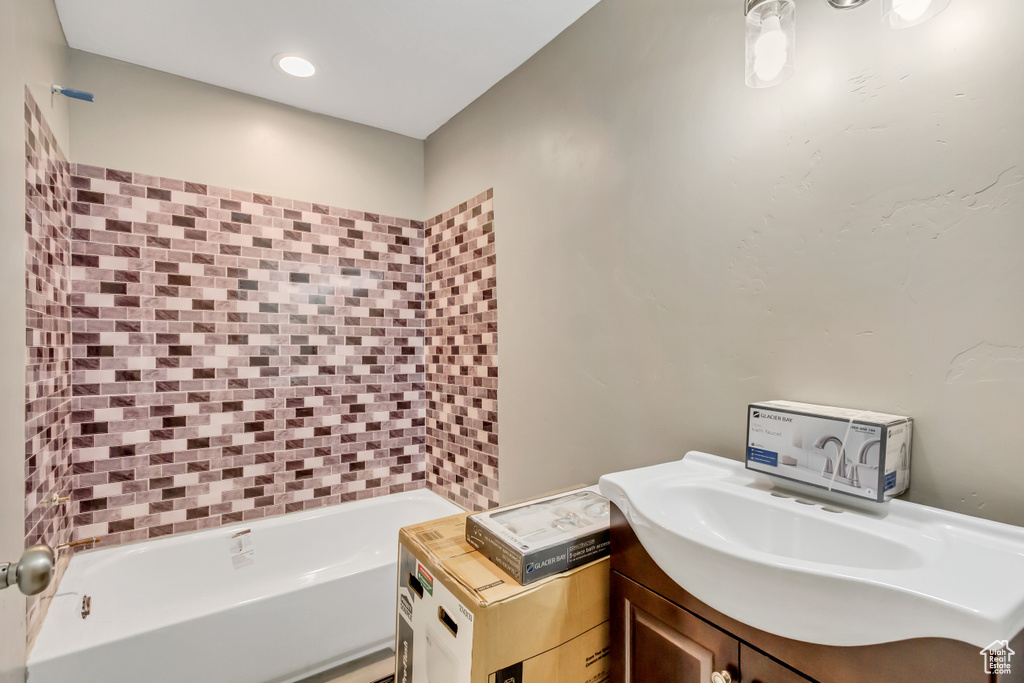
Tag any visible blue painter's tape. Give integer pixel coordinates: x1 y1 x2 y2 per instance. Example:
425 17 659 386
747 447 779 467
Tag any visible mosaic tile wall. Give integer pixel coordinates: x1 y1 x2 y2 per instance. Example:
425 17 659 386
24 88 75 641
67 164 427 546
424 190 499 510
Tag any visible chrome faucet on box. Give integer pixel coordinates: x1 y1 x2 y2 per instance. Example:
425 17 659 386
746 400 912 502
465 486 610 585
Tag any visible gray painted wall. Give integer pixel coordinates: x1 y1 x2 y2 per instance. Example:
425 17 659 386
69 50 425 220
0 1 69 678
425 0 1024 525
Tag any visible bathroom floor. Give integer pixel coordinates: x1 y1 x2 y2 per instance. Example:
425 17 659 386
295 649 395 683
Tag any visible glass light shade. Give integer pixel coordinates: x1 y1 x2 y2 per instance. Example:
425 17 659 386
745 0 796 89
882 0 951 28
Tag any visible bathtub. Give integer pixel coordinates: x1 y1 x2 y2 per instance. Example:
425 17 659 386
28 490 461 683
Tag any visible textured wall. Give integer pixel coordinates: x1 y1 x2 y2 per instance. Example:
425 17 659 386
1 0 69 675
67 164 426 546
23 88 74 650
69 51 425 220
425 0 1024 525
424 190 499 510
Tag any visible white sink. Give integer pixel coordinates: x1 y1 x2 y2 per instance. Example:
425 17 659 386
599 451 1024 648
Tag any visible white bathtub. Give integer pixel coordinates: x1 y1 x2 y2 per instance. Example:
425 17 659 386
28 490 461 683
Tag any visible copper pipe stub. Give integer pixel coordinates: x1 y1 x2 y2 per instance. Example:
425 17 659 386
57 537 101 551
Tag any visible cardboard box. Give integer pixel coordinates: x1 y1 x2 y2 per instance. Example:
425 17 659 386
395 512 610 683
746 400 913 502
465 486 610 585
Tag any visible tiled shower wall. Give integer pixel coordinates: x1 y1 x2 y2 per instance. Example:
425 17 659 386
67 165 428 546
24 89 74 639
424 190 499 510
25 104 499 561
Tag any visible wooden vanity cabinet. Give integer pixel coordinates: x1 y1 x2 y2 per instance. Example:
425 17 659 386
740 645 814 683
616 571 740 682
614 572 809 683
609 503 1023 683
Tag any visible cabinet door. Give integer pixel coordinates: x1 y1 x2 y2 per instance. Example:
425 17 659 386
612 571 739 683
741 644 817 683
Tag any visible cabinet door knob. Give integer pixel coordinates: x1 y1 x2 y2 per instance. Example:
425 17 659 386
711 672 732 683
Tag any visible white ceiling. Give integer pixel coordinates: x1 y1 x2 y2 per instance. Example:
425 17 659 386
54 0 601 139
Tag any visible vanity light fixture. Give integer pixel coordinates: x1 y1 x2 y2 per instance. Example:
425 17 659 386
882 0 952 29
746 0 953 88
824 0 870 8
275 54 316 78
744 0 796 88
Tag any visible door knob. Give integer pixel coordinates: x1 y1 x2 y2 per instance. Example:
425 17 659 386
0 545 55 596
711 671 732 683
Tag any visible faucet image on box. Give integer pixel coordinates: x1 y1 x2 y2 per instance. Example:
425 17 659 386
814 435 849 479
896 441 909 490
849 439 880 489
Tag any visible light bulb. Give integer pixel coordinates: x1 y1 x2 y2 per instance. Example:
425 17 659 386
892 0 932 21
754 15 788 82
276 55 316 78
744 0 795 88
883 0 950 29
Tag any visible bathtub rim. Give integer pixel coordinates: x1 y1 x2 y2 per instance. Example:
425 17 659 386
28 487 463 666
65 487 465 560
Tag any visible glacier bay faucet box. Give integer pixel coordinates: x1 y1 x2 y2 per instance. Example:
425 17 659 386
746 400 912 502
465 486 611 585
396 512 610 683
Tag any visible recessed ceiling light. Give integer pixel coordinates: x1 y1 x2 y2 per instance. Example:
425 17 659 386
275 54 316 78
